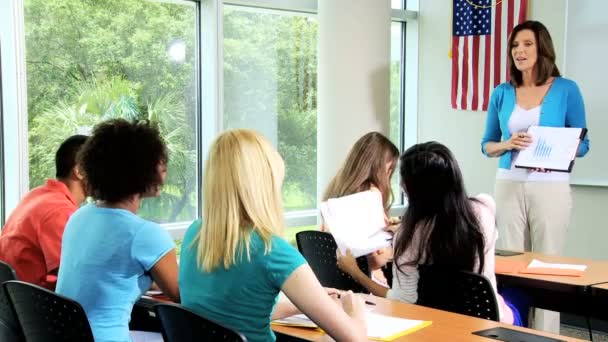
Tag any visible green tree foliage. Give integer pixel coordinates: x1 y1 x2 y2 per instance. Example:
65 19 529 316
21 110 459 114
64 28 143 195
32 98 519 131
223 7 318 210
25 0 197 222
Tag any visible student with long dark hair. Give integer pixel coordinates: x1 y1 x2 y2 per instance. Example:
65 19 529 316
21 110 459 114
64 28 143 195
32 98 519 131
337 142 518 325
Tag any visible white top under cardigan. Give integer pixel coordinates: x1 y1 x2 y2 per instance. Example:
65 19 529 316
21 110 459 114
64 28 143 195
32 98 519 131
496 104 569 182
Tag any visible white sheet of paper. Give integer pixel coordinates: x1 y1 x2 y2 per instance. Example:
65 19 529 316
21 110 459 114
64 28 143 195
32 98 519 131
527 259 587 271
320 191 390 257
513 126 584 172
273 312 429 339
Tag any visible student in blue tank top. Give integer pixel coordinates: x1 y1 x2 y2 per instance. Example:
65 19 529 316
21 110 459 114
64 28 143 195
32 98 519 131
56 119 180 342
179 129 368 342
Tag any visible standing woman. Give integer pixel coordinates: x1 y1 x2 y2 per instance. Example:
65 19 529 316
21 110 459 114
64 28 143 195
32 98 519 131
481 20 589 332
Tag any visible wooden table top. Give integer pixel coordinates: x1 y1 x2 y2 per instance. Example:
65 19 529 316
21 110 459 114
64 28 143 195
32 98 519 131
272 294 584 341
593 283 608 290
495 251 608 287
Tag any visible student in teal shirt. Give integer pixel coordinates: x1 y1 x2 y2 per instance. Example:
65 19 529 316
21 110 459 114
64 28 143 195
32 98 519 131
179 129 367 342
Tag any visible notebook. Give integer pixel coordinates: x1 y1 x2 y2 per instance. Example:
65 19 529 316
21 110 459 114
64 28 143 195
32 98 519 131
320 190 392 258
272 312 431 341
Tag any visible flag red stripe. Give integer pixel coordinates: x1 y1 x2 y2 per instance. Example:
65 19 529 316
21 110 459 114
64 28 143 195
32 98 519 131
506 0 514 82
451 37 460 109
519 0 528 22
461 36 469 110
493 0 503 89
471 35 480 111
451 0 527 111
483 34 491 110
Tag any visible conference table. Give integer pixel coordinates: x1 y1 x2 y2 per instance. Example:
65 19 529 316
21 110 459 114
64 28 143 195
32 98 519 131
590 282 608 321
495 251 608 318
272 294 584 341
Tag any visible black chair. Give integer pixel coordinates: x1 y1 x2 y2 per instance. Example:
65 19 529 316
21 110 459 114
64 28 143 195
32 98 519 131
155 303 247 342
4 280 94 342
416 264 500 321
296 231 370 293
0 261 24 342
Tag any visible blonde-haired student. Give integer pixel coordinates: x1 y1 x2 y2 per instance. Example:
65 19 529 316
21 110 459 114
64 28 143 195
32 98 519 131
322 131 400 285
179 129 367 342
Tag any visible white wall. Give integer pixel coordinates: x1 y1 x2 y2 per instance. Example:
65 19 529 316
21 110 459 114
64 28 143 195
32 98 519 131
418 0 608 259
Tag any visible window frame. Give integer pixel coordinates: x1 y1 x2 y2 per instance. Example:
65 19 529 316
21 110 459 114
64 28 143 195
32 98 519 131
0 0 418 236
0 42 5 225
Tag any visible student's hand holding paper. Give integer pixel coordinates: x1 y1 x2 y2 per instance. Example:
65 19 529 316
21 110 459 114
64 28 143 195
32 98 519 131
336 249 362 277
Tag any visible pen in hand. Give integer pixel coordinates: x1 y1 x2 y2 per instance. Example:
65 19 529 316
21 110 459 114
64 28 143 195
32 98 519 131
332 293 376 306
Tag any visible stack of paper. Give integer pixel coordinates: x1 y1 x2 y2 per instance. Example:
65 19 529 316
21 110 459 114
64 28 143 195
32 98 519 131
496 259 587 277
520 259 587 277
273 312 432 341
320 190 392 257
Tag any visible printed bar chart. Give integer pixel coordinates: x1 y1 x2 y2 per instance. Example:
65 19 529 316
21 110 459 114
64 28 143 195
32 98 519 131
534 138 553 158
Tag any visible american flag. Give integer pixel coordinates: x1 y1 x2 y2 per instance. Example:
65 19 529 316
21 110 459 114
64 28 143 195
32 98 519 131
451 0 527 111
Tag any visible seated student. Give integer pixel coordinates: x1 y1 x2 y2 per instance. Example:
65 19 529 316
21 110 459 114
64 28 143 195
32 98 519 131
56 119 179 342
337 142 519 325
179 129 367 342
0 135 88 290
322 131 400 286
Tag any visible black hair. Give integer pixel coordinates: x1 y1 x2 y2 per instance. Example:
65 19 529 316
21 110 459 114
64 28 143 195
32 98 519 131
77 119 168 203
394 142 486 274
55 135 88 179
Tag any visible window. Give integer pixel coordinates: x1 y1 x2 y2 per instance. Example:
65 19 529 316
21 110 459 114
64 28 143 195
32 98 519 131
0 48 4 225
223 5 318 212
390 18 407 207
392 0 405 10
23 0 199 223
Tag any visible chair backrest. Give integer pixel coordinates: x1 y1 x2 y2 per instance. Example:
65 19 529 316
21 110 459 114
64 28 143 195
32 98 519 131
0 261 17 283
0 262 24 342
4 280 94 342
416 265 500 321
296 231 370 293
155 303 247 342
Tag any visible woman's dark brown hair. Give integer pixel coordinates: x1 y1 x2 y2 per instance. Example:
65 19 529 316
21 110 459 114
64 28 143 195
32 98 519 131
323 132 399 211
508 20 561 87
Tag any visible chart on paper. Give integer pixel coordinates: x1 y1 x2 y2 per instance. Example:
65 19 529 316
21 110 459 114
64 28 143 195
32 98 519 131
533 138 553 158
514 126 586 172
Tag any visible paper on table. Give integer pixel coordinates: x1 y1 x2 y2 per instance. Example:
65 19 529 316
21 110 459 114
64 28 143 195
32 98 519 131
527 259 587 271
320 190 391 257
272 313 318 329
513 126 585 172
272 312 431 341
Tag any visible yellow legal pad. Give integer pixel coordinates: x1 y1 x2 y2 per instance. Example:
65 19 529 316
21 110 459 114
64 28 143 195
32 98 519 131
272 312 432 341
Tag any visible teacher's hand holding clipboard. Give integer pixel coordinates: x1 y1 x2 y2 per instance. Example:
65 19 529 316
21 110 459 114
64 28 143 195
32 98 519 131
479 20 590 334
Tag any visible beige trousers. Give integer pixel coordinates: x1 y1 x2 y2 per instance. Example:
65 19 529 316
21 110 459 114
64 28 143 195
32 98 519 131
494 180 572 334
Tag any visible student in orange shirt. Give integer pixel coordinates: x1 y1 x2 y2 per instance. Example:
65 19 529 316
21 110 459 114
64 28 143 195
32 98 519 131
0 135 88 290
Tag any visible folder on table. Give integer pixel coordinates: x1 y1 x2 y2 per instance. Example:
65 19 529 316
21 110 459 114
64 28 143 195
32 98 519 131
495 259 587 277
272 312 432 341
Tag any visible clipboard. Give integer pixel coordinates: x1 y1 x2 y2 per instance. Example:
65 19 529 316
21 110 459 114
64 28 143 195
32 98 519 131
513 126 587 173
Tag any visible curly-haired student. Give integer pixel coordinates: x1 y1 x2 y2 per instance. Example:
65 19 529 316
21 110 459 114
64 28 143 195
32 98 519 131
56 119 179 342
